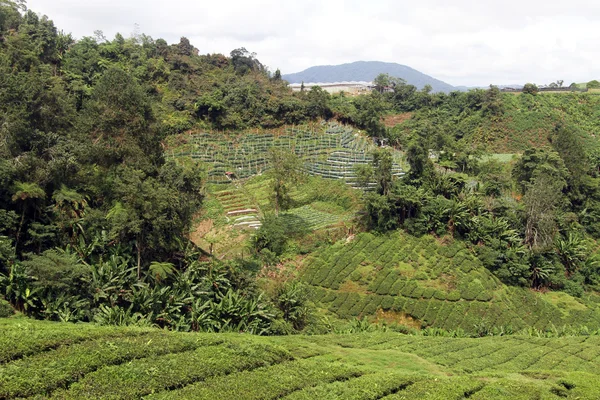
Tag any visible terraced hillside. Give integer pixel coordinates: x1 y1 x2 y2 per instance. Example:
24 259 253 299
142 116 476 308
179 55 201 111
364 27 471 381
213 186 262 230
301 232 600 334
165 124 404 187
1 318 600 399
192 174 361 257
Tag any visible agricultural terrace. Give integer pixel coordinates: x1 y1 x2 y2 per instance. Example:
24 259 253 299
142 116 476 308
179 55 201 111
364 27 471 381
301 232 600 334
1 318 600 399
165 123 404 187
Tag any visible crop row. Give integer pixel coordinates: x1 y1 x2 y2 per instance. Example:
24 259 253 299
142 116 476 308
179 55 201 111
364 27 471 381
171 125 407 184
280 205 342 231
283 372 415 400
312 288 534 333
3 317 600 399
0 331 228 398
305 234 500 290
145 358 361 400
47 340 293 399
0 319 151 364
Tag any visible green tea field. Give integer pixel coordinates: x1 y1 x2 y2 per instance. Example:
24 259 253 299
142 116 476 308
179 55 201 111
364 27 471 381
1 318 600 399
301 232 600 334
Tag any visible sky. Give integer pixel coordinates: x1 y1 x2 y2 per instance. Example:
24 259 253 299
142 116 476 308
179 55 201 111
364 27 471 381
25 0 600 87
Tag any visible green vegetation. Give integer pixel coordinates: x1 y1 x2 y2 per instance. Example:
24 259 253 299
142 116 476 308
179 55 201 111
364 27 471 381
3 9 600 399
302 231 600 333
1 318 600 399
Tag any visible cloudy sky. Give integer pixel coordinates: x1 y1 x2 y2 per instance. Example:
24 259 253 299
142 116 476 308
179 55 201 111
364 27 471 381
26 0 600 87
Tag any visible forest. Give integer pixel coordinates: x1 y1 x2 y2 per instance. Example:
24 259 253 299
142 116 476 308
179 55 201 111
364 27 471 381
1 0 600 339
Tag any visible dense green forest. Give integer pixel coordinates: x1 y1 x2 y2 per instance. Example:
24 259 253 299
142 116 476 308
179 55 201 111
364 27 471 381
2 1 600 338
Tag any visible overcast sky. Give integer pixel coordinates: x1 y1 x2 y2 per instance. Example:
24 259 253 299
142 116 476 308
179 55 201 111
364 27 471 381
26 0 600 87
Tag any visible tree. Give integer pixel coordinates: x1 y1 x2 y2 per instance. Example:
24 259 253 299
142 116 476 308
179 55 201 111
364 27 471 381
350 92 386 136
272 68 282 81
267 148 303 216
406 139 433 182
12 182 45 250
513 148 568 192
586 80 600 89
51 185 87 245
306 86 332 120
555 233 587 277
175 36 196 56
482 85 503 117
230 47 264 75
106 163 202 279
522 83 538 95
550 123 589 205
523 173 565 250
251 214 287 256
372 148 393 196
82 66 157 169
373 73 404 94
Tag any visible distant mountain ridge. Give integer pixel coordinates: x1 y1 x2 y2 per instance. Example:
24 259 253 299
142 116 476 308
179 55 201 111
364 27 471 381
282 61 456 93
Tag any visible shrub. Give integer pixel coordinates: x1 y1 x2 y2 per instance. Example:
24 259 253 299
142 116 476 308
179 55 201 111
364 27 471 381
389 278 407 296
0 297 14 317
433 290 447 300
380 295 395 310
476 290 493 302
461 281 486 301
362 297 382 316
147 358 361 400
422 287 436 299
392 296 406 312
414 271 429 280
411 300 429 320
408 286 425 299
401 281 419 297
447 290 461 302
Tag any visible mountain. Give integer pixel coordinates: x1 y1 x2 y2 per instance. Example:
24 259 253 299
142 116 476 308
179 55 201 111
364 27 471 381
282 61 456 93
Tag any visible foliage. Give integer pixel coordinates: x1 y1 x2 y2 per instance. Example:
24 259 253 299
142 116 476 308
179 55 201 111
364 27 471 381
268 148 304 215
522 83 539 95
1 318 600 399
301 232 600 333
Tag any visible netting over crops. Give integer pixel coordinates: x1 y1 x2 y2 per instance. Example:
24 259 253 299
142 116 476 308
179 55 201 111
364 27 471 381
168 123 404 186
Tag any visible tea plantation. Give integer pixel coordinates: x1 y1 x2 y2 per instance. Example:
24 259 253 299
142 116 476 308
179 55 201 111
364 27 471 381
165 124 404 187
301 232 600 334
1 318 599 399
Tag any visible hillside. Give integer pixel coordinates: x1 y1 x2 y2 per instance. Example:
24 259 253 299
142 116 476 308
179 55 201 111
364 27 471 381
301 232 600 334
2 317 600 399
282 61 456 93
391 91 600 153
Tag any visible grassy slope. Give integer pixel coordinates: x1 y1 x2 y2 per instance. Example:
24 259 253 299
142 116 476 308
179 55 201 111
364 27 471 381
391 92 600 154
301 232 600 334
472 92 600 153
1 317 599 399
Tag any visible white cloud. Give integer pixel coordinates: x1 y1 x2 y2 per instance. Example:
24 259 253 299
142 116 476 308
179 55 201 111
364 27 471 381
25 0 600 86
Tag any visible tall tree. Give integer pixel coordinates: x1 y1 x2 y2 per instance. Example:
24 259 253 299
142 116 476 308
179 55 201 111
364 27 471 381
268 148 303 216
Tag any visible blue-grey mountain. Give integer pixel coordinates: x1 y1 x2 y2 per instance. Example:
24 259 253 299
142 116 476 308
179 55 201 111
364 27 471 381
282 61 456 93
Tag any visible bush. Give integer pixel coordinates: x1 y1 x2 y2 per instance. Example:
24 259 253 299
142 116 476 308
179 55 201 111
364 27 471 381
447 290 461 302
0 297 14 317
251 215 288 256
522 83 539 95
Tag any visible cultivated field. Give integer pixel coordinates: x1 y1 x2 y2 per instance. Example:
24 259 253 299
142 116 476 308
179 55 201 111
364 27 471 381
1 318 599 399
301 232 600 334
165 123 404 186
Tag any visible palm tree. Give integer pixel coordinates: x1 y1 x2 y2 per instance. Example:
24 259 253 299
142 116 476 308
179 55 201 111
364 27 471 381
52 185 88 243
555 233 587 276
12 182 45 250
445 200 468 237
